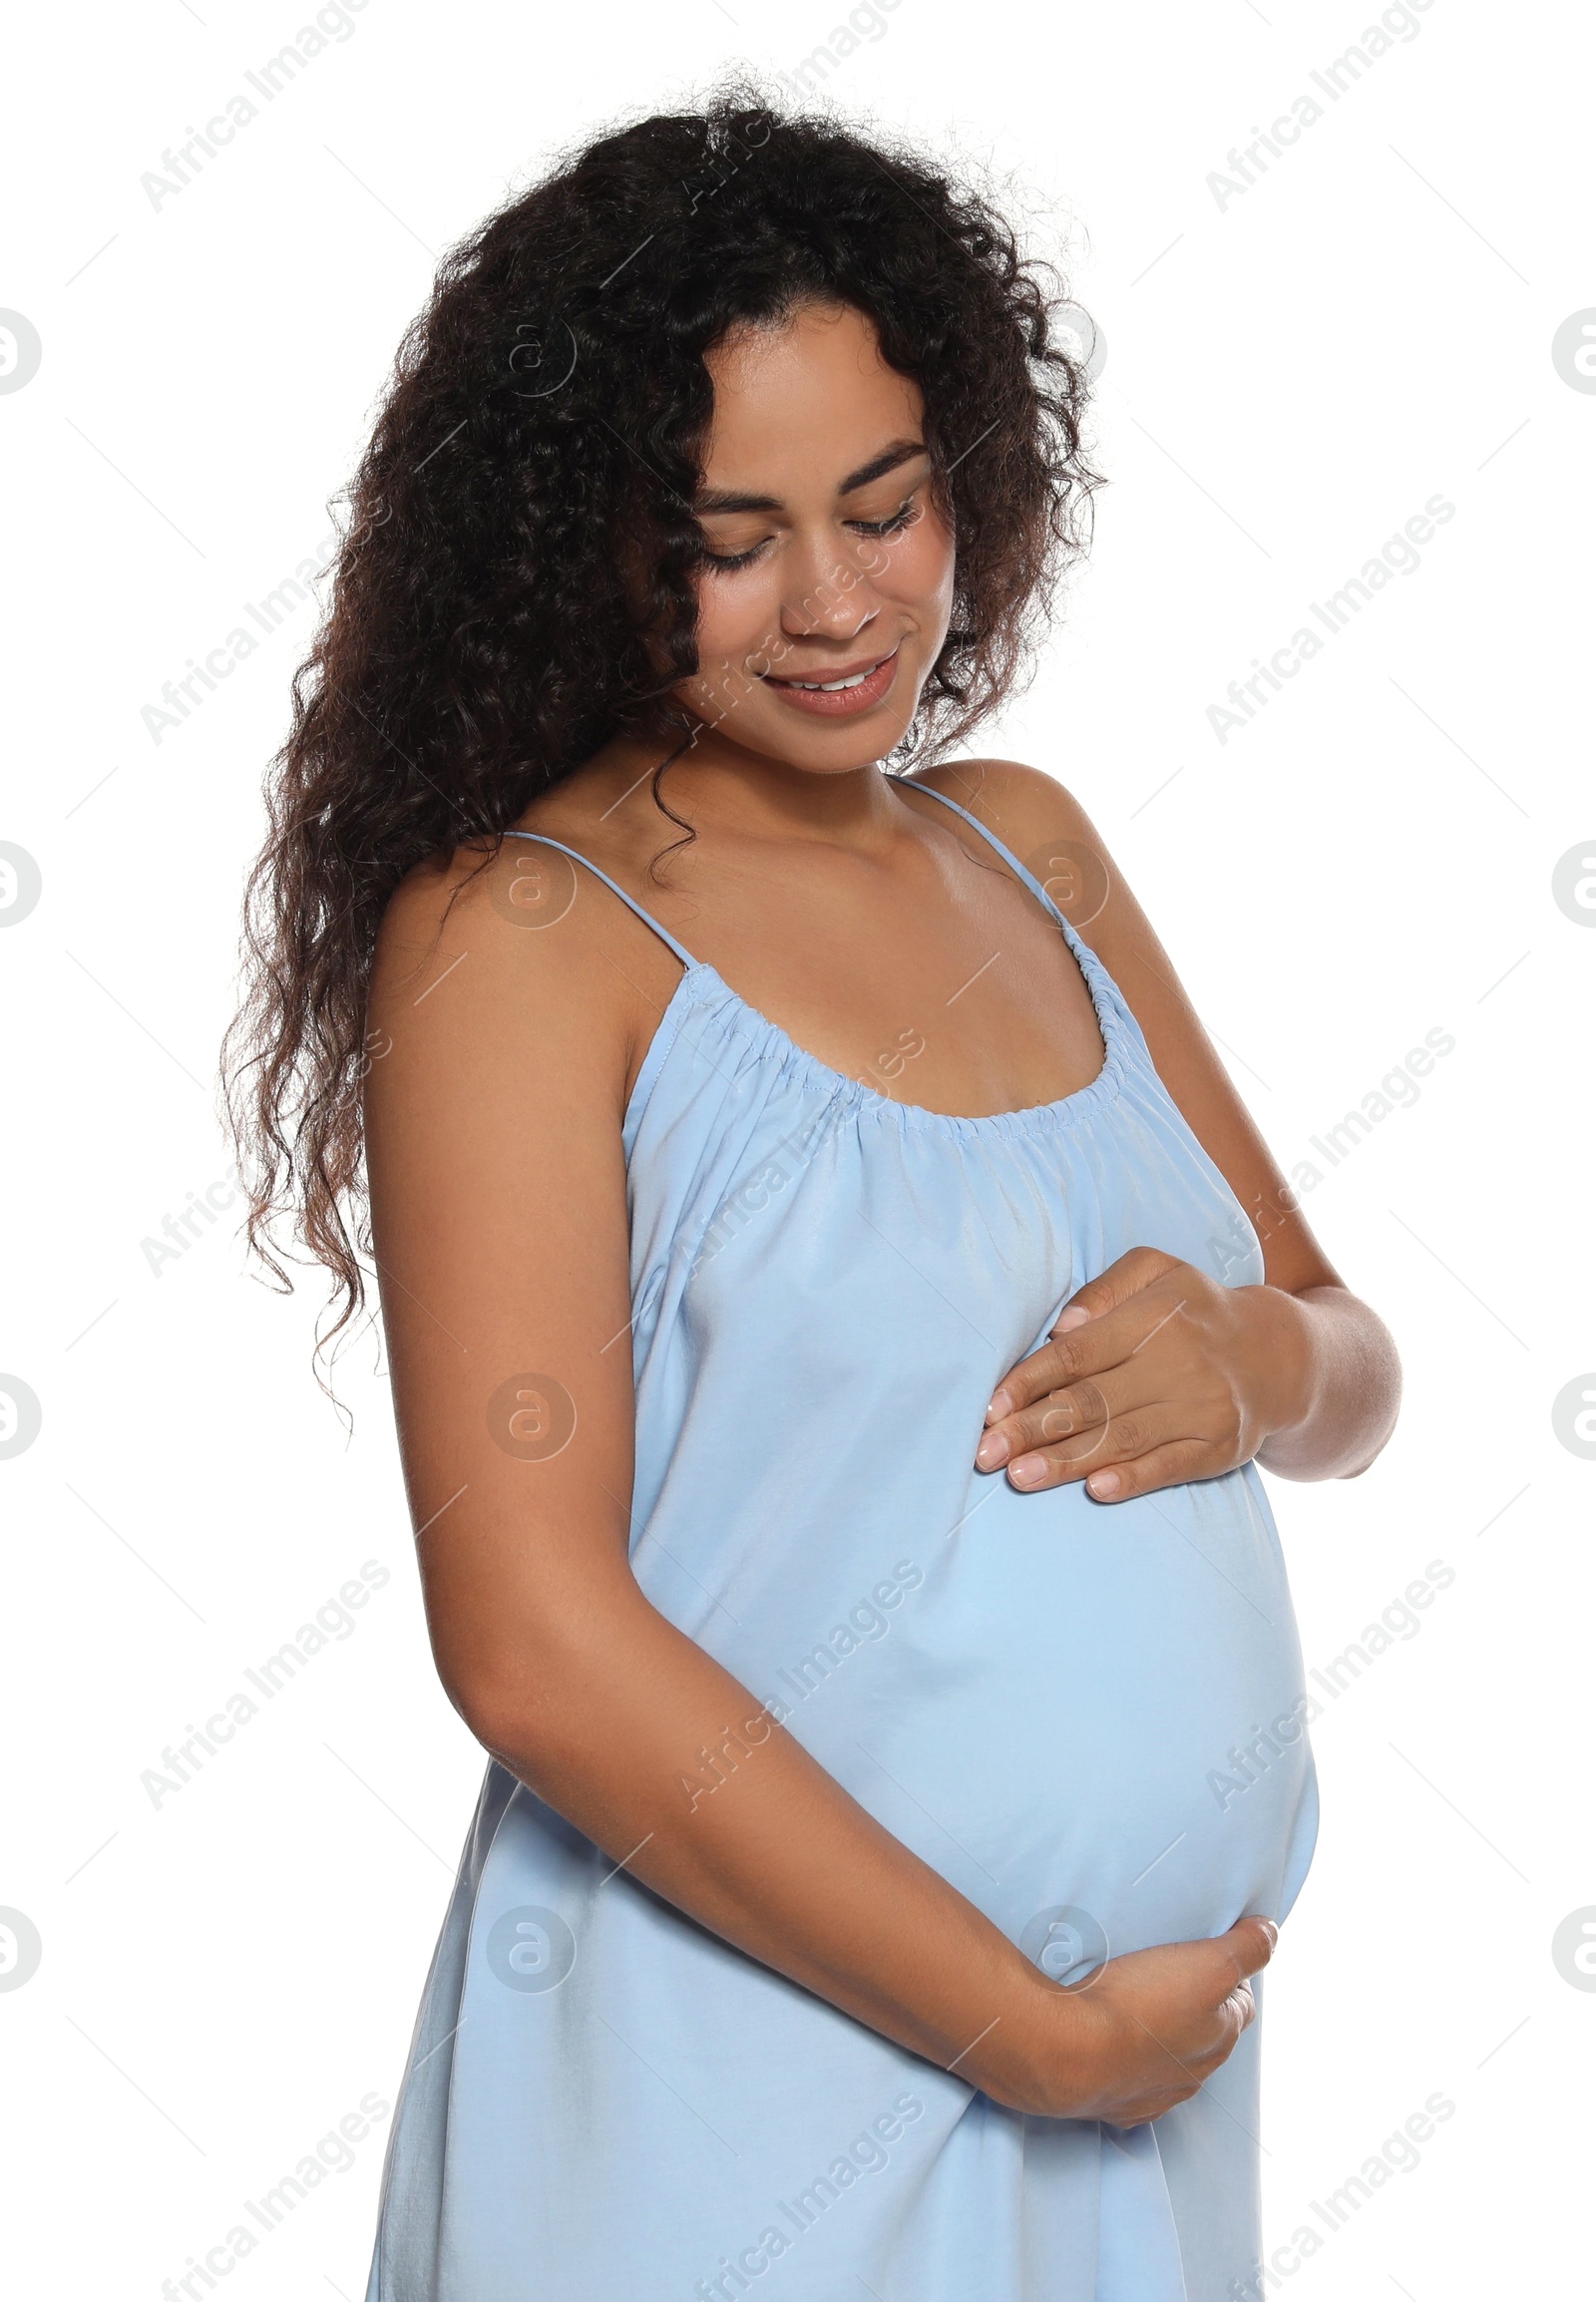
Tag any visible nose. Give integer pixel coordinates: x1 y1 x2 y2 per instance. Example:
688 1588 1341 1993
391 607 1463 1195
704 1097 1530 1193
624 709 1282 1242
774 526 886 649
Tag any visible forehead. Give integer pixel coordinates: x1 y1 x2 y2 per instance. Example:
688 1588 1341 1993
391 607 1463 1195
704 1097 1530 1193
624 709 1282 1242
698 303 923 484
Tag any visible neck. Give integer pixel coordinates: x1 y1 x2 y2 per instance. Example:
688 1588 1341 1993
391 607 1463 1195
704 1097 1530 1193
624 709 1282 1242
588 725 909 849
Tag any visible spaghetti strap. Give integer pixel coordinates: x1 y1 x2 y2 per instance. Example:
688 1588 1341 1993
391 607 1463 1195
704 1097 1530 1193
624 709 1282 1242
504 830 698 968
903 781 1081 942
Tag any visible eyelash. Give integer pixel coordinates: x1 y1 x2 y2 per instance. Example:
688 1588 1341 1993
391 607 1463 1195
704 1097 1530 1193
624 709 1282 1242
701 495 921 574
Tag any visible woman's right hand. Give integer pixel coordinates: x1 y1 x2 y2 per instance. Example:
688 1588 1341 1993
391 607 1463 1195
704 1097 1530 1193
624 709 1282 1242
989 1915 1278 2124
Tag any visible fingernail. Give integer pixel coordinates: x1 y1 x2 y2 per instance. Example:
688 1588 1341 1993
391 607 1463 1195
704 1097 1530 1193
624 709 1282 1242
1086 1470 1120 1498
1054 1306 1090 1332
976 1430 1008 1470
1008 1455 1045 1488
985 1389 1011 1423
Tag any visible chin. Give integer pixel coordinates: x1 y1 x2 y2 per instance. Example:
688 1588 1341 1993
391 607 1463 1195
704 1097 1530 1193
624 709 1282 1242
786 725 912 771
723 716 912 776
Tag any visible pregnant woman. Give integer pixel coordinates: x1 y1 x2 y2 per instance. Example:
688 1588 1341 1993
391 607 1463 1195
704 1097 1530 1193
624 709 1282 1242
227 97 1398 2302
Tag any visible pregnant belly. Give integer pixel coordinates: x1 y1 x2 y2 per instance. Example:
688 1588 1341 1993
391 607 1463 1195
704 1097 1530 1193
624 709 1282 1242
759 1462 1319 1969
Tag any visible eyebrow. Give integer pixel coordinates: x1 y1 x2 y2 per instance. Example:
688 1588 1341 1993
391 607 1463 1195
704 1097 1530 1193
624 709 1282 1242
693 438 929 517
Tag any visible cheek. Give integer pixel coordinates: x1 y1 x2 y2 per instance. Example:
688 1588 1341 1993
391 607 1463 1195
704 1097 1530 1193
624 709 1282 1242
689 569 785 677
880 509 957 615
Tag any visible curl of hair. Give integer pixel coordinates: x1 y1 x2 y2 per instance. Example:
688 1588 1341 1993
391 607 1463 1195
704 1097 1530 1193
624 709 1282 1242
223 85 1104 1373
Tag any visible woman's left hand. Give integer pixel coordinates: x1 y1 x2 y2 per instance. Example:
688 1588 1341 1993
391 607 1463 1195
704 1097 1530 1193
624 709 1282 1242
975 1247 1311 1503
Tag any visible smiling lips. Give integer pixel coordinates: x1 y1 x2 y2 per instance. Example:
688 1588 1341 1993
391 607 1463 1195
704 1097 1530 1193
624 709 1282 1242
761 643 901 716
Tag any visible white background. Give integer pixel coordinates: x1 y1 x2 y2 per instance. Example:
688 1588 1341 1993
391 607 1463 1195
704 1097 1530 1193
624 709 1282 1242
1 0 1591 2294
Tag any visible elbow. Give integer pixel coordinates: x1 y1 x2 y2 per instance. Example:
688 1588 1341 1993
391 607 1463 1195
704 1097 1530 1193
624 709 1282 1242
430 1565 653 1758
1337 1397 1401 1480
435 1601 645 1780
446 1677 524 1766
424 1571 664 1780
437 1651 570 1777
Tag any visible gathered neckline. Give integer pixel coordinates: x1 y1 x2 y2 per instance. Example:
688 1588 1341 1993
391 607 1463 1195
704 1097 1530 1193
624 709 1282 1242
520 779 1135 1148
624 938 1128 1147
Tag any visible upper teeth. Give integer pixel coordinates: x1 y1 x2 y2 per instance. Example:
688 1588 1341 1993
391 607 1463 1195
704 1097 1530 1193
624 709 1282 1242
785 664 878 691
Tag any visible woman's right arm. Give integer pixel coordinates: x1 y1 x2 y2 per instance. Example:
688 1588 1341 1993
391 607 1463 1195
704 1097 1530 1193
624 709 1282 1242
362 850 1274 2125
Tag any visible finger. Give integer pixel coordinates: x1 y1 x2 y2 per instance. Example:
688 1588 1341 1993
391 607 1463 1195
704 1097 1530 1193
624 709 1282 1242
986 1293 1181 1421
1077 1438 1216 1503
1219 1915 1279 1985
1051 1247 1182 1335
1184 1982 1257 2076
1006 1418 1197 1494
1221 1979 1258 2041
978 1372 1127 1467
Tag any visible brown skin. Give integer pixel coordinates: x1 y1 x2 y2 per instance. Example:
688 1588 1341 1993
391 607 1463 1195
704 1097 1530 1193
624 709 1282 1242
935 756 1403 1501
364 301 1396 2126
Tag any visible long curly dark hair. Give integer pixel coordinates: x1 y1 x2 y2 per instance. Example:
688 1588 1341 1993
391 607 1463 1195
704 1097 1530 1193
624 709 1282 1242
223 86 1104 1367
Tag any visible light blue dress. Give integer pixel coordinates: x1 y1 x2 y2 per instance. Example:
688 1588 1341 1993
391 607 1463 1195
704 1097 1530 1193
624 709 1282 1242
364 786 1318 2302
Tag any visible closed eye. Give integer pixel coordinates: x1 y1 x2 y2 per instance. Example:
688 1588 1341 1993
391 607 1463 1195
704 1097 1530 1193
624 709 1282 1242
851 498 921 541
700 495 922 574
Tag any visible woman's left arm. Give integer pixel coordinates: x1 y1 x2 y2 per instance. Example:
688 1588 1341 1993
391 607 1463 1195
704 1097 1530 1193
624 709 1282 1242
926 759 1402 1503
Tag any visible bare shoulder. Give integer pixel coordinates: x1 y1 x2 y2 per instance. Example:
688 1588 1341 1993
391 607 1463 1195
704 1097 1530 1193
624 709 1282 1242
372 836 597 1020
905 757 1104 857
367 833 641 1125
904 759 1120 929
909 755 1158 983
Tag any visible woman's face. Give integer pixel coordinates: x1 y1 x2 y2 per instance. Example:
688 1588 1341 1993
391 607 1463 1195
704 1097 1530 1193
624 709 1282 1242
669 301 957 775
